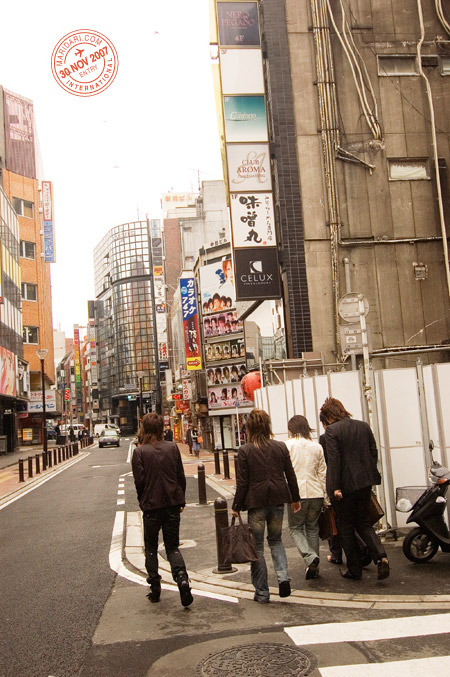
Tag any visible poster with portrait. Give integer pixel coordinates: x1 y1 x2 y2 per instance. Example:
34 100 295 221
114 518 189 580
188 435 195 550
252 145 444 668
208 385 253 410
217 2 260 47
226 144 272 192
200 259 235 314
0 346 16 397
206 363 247 386
230 192 275 248
205 337 245 363
203 310 243 337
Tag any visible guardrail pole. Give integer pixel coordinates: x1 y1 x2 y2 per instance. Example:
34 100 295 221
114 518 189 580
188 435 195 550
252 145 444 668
197 463 207 505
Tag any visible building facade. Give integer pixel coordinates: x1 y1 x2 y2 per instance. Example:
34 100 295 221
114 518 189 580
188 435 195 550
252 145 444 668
211 1 450 367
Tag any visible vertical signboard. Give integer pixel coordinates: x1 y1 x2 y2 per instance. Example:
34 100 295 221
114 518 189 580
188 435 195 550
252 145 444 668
73 325 82 416
41 181 55 263
180 276 202 371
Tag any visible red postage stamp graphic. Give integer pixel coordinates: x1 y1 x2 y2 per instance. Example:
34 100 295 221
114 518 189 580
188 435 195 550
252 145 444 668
51 30 119 97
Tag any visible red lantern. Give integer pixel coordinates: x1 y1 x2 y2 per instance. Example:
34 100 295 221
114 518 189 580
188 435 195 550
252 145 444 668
241 371 261 401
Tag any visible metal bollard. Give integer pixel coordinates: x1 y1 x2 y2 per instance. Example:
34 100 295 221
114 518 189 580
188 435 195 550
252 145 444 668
35 454 40 474
197 463 207 505
212 497 236 574
28 456 33 479
58 447 62 463
214 450 221 475
42 451 47 471
234 453 239 478
53 449 58 466
18 458 25 483
223 449 230 480
48 450 53 468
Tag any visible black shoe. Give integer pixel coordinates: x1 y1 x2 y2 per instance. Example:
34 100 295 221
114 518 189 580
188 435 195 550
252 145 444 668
340 568 361 580
147 581 161 603
278 580 291 598
177 573 194 607
254 595 270 604
305 556 320 580
377 557 390 581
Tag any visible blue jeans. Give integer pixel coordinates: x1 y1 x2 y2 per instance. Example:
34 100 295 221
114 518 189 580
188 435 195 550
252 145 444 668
248 505 289 601
287 497 323 567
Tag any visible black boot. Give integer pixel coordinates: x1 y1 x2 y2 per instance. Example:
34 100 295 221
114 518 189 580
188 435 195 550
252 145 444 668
176 572 193 607
146 577 161 603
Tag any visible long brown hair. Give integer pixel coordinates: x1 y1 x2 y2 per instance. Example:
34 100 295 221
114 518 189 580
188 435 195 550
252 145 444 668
138 413 164 445
245 409 273 448
320 397 352 425
288 415 313 440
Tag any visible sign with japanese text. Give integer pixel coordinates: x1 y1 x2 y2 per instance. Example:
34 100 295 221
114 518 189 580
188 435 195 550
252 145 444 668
217 2 260 46
180 276 202 371
230 193 275 248
227 144 272 191
182 379 192 401
28 390 57 412
41 181 53 220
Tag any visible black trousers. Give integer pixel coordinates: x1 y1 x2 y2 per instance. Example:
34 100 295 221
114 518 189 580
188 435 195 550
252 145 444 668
143 506 187 584
332 486 386 578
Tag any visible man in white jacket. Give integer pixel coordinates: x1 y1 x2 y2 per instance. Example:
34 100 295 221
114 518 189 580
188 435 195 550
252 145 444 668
285 415 327 579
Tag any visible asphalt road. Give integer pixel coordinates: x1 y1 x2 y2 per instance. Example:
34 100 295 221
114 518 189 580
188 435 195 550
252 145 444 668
0 443 129 677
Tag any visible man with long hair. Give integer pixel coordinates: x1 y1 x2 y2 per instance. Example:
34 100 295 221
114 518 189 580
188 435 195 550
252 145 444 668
232 409 301 603
132 413 193 607
320 397 389 581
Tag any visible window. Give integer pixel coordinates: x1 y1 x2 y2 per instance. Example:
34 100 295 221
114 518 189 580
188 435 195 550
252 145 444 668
23 326 39 344
21 283 37 301
20 240 36 259
12 197 34 218
388 159 430 180
378 55 418 76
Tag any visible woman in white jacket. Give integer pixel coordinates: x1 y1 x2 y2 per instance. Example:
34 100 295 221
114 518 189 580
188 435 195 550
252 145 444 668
285 415 327 579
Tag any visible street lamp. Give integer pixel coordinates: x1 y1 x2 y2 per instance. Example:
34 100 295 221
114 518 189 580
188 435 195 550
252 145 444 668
36 348 48 453
136 370 145 428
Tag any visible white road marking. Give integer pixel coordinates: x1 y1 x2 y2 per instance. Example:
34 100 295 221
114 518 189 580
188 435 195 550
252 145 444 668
118 489 124 495
319 656 450 676
285 612 450 646
0 453 90 511
117 498 125 506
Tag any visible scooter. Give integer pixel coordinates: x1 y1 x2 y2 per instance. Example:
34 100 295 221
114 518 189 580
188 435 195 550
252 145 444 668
400 456 450 563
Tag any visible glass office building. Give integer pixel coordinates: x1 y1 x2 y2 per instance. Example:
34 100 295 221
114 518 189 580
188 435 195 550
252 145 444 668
93 221 161 433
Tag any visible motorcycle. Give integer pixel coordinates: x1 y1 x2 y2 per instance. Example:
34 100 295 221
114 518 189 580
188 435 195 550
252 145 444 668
398 448 450 563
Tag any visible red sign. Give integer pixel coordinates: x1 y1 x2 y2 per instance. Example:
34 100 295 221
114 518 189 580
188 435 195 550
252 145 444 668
173 393 182 400
64 389 70 401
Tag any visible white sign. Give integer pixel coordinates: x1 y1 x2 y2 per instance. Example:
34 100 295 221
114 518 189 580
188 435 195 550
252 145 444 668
230 192 275 247
220 48 264 94
182 379 192 401
227 144 272 191
28 390 57 412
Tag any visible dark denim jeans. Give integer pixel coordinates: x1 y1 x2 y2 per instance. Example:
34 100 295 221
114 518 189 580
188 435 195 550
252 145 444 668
143 506 187 584
248 505 289 602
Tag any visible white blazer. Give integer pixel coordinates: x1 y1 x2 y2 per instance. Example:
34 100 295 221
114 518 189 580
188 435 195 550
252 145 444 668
285 436 326 499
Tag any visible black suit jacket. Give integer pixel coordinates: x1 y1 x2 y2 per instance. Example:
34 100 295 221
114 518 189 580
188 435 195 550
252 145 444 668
325 417 381 496
232 439 300 511
132 440 186 512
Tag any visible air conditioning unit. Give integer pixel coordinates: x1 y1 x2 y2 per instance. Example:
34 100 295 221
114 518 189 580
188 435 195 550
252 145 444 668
38 207 43 213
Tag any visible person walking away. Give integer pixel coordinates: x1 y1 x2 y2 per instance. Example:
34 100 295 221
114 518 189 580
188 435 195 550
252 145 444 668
320 397 389 581
191 426 200 457
132 413 193 607
232 409 301 603
69 426 75 443
186 425 193 455
164 426 173 441
285 415 326 580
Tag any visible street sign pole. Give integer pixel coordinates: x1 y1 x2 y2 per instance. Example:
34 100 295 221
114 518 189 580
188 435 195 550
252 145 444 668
359 294 373 430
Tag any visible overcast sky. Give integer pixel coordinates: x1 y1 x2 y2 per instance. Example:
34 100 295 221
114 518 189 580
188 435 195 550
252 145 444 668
0 0 223 336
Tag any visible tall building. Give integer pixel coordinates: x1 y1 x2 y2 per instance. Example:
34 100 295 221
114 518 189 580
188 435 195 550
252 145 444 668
93 220 162 434
0 86 55 446
211 1 450 366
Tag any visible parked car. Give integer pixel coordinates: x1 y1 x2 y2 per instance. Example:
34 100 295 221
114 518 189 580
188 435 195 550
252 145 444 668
46 427 57 440
98 429 120 448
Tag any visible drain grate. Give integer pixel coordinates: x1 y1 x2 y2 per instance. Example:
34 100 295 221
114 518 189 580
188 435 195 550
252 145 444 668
196 643 317 676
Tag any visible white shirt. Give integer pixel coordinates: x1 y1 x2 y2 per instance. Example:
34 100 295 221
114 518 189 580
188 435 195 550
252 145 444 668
285 436 327 499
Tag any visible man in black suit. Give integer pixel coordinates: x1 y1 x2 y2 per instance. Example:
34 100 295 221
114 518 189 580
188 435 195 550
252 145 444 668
320 398 389 581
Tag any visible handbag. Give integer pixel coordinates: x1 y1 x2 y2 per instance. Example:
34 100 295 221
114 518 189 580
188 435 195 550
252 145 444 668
221 513 258 564
318 505 338 540
197 436 203 444
368 491 385 525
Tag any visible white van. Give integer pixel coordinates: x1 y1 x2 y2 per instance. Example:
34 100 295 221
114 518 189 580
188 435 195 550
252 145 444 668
94 423 121 437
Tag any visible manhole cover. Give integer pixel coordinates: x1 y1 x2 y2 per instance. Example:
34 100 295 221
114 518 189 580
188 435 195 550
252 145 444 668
196 643 317 676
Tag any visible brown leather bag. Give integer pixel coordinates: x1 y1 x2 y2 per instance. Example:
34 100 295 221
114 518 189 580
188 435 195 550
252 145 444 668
318 505 338 540
368 491 385 525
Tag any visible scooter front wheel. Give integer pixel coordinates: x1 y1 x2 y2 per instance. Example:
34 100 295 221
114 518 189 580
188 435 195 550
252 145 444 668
403 527 438 563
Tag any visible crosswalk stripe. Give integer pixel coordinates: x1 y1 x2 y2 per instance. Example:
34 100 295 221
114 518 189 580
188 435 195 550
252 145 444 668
319 655 450 676
285 612 450 645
